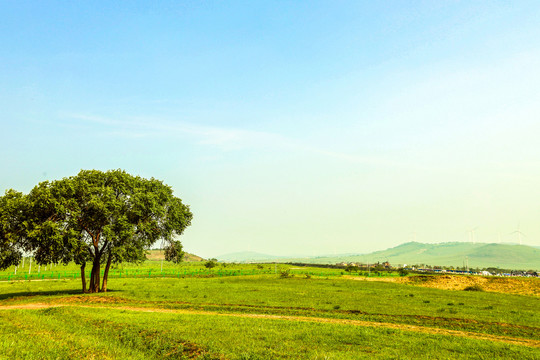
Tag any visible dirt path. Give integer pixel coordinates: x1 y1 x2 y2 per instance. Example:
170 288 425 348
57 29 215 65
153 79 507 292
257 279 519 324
1 302 539 349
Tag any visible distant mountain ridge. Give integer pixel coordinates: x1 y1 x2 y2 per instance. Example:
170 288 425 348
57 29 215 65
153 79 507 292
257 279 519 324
217 242 540 270
216 251 286 262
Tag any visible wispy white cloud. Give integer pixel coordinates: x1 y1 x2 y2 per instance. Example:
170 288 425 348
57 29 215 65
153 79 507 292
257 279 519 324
63 112 275 147
61 112 392 166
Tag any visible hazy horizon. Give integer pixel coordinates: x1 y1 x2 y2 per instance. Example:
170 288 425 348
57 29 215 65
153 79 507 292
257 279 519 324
211 241 539 260
2 2 540 259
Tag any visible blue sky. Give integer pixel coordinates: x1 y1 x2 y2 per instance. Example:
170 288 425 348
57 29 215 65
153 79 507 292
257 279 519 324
1 1 540 257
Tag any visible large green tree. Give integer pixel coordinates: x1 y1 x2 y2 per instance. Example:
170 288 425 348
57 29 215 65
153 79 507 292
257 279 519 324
0 169 193 293
0 190 28 269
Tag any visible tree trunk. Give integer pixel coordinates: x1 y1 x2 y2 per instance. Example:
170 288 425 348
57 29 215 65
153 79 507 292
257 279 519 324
89 254 101 293
101 251 112 292
89 266 95 292
80 263 87 293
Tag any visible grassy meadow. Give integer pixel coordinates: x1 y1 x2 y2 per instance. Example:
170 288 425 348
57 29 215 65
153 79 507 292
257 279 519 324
0 260 538 359
0 256 352 282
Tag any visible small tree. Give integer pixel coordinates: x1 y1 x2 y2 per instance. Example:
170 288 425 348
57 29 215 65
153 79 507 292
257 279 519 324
164 240 184 264
204 260 217 269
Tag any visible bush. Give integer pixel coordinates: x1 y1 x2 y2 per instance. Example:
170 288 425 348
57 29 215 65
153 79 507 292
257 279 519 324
279 270 290 278
463 285 484 292
398 268 409 277
204 260 217 269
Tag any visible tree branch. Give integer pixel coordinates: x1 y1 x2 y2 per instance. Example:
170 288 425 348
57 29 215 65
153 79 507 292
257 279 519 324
99 240 109 256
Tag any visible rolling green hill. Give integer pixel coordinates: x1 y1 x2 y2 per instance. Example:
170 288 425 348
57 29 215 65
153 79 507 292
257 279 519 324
279 242 540 270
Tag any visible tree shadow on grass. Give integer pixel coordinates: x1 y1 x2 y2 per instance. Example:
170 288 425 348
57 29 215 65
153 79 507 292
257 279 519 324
0 289 122 301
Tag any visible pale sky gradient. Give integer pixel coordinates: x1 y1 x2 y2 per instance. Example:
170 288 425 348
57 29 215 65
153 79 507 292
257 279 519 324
1 1 540 257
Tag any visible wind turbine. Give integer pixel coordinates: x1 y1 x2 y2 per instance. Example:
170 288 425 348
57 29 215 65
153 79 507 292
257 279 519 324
509 224 525 245
468 227 478 244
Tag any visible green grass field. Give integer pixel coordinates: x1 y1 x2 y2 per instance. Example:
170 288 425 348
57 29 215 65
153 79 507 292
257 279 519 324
0 258 353 281
0 261 538 359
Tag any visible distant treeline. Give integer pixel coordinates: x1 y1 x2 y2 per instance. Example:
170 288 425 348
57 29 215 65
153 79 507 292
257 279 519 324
284 262 537 275
284 262 389 271
284 262 346 269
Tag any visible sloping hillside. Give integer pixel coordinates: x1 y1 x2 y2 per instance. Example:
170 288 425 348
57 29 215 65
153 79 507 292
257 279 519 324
279 242 540 270
146 250 204 262
370 242 540 269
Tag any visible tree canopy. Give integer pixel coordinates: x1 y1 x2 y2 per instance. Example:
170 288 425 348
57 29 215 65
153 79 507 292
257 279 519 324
0 169 193 293
0 190 27 269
